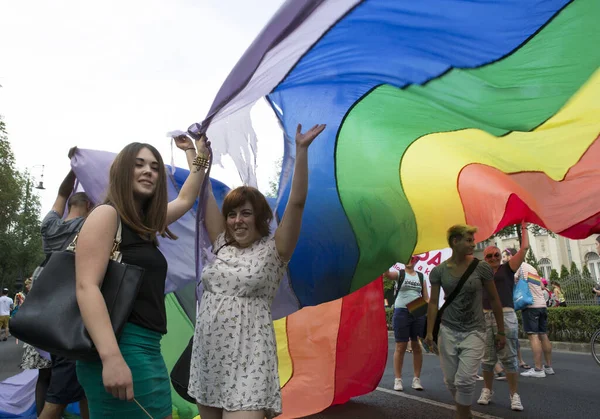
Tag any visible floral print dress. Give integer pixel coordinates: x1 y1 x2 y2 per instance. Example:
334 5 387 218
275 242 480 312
188 233 287 418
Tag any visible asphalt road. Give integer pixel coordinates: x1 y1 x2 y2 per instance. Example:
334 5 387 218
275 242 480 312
2 336 599 418
308 336 600 419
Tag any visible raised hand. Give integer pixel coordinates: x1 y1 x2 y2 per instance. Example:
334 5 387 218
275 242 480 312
174 135 195 152
295 124 326 149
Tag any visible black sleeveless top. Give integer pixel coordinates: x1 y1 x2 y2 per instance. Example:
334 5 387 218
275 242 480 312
120 222 168 334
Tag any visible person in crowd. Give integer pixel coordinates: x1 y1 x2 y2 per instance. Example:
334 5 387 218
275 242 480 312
425 224 506 419
75 136 206 418
188 123 326 419
477 223 529 411
38 164 92 419
0 288 13 341
383 255 429 392
551 281 566 307
519 258 554 378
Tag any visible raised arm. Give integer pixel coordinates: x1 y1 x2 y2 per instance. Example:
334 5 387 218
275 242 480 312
166 135 210 225
275 123 326 261
75 205 133 401
509 222 530 272
51 170 76 216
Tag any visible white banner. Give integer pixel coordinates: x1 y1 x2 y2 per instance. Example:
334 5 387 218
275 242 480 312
390 248 453 307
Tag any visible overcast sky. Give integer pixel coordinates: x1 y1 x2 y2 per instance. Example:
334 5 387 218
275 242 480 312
0 0 284 215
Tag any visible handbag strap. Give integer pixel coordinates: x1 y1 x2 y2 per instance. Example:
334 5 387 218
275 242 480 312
438 258 480 316
67 211 123 263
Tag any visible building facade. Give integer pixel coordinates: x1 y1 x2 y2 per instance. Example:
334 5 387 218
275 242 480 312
475 231 600 283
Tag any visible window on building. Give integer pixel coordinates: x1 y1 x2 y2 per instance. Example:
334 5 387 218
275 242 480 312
585 252 600 281
538 258 552 279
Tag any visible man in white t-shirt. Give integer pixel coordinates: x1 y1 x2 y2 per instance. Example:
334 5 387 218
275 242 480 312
517 262 554 378
0 288 14 341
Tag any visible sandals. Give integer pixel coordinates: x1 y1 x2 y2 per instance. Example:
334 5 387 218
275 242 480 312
519 363 531 369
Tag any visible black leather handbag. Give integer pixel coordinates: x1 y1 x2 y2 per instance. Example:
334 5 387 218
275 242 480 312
11 216 145 361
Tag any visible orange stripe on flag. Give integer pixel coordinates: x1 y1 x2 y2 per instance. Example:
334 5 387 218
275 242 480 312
278 299 342 419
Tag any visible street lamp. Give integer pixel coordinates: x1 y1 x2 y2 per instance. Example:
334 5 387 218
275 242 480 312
31 164 45 190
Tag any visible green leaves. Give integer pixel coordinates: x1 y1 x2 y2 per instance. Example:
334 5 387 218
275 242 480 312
0 116 44 293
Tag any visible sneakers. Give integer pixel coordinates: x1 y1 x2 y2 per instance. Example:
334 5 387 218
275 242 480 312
412 377 423 391
394 378 403 391
543 365 555 375
393 377 424 391
520 368 546 378
477 388 493 405
495 371 507 381
511 393 524 411
475 374 484 381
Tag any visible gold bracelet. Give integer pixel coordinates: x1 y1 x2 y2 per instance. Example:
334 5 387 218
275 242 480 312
193 155 210 170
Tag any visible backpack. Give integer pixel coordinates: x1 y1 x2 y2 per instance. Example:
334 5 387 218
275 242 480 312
392 270 425 305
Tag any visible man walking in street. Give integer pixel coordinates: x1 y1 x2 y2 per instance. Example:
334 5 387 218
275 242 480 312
0 288 13 341
519 262 554 378
38 165 91 419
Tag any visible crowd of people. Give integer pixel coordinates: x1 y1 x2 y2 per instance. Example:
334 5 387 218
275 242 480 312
6 123 325 419
2 121 597 419
384 222 566 418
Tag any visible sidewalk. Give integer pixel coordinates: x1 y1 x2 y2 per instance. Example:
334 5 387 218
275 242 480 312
386 331 590 354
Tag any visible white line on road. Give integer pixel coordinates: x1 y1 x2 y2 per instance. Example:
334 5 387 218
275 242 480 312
375 387 504 419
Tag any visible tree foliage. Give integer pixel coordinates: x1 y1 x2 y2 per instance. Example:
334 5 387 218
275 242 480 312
581 264 592 278
493 223 554 244
559 265 570 280
0 116 45 293
525 248 539 272
550 268 559 282
570 261 581 277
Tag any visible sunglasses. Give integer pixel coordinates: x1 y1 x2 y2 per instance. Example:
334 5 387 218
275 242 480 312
485 252 501 259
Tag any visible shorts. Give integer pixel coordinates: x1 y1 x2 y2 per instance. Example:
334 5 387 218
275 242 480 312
0 315 9 329
46 356 86 405
522 307 548 335
482 310 519 373
393 308 425 343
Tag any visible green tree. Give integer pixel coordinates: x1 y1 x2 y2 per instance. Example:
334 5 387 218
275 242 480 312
582 264 592 278
0 116 44 293
559 265 570 280
550 268 559 282
525 248 539 272
570 261 581 277
493 223 554 244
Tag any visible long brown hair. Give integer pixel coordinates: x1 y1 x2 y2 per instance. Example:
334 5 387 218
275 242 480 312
104 142 176 243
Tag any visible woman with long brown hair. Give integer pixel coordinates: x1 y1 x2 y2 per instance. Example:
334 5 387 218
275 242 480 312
75 136 208 418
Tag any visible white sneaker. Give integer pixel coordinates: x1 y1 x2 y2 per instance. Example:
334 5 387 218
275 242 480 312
520 368 546 378
394 378 403 391
543 365 555 375
477 388 493 405
412 377 423 391
511 393 524 411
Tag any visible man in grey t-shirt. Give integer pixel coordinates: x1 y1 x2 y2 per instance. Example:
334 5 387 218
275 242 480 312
425 224 505 419
38 167 92 419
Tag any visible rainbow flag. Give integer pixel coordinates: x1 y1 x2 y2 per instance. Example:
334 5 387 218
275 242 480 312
526 272 542 287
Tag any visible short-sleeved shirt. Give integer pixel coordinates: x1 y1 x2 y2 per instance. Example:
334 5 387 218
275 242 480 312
429 260 494 332
516 262 545 308
0 296 13 316
40 211 85 254
482 263 515 310
394 272 423 309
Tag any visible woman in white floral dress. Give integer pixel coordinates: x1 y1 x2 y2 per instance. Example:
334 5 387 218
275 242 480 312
188 123 326 419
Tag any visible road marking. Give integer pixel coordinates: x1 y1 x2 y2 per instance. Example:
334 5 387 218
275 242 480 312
376 387 504 419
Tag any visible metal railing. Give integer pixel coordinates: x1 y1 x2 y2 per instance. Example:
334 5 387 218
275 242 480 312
558 274 599 306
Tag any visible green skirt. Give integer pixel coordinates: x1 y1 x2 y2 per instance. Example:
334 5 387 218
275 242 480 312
76 323 172 419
